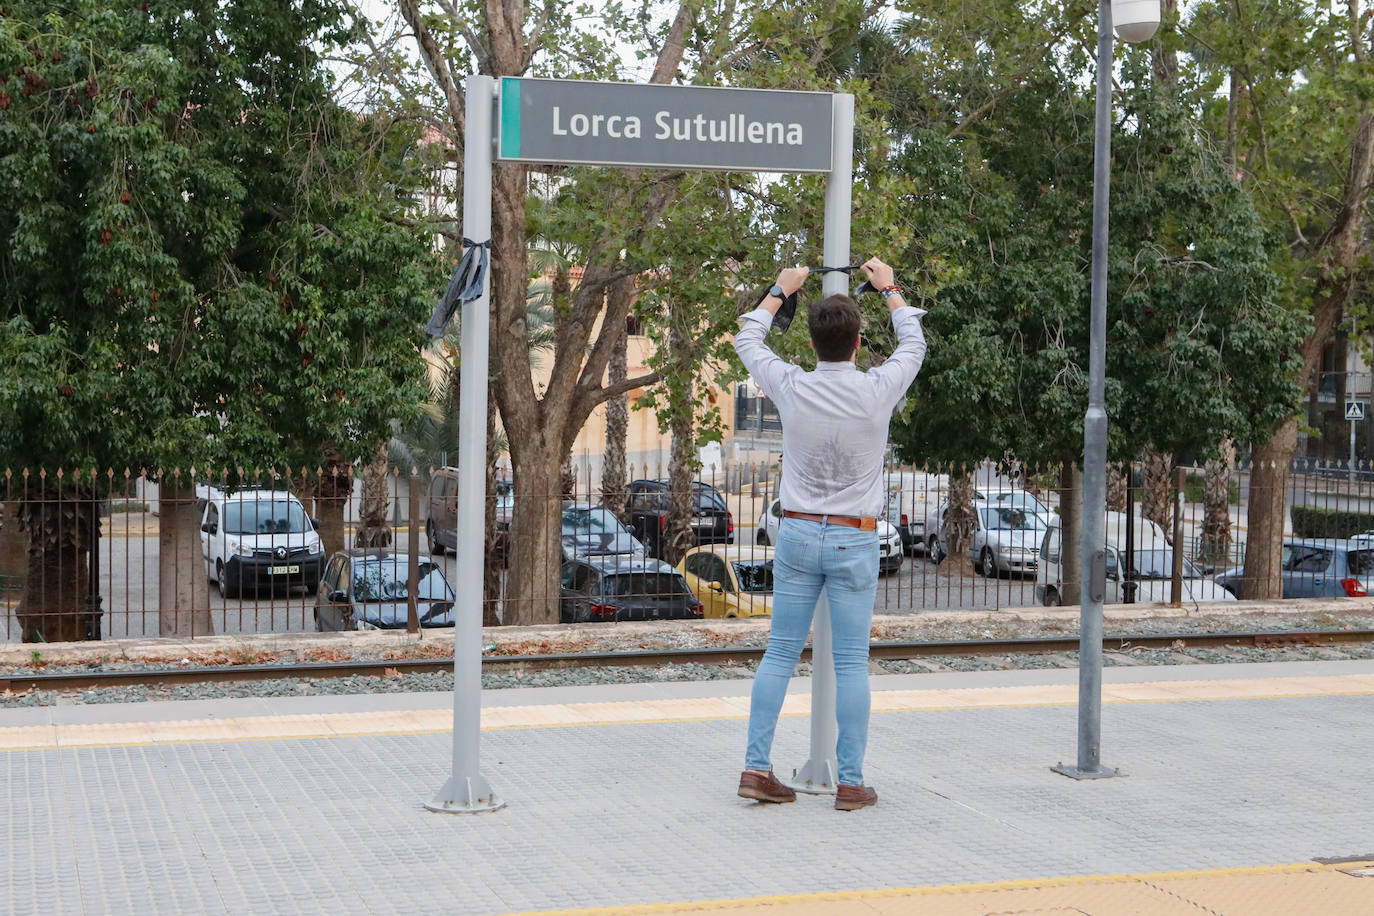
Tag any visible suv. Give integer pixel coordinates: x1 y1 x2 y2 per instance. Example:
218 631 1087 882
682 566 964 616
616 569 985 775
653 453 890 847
625 479 734 558
200 489 325 598
426 466 513 556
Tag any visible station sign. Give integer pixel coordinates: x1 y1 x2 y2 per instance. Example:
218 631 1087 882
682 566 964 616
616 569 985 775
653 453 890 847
498 78 833 173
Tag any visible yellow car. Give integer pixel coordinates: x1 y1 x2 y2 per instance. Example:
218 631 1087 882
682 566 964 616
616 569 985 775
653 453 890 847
677 545 774 618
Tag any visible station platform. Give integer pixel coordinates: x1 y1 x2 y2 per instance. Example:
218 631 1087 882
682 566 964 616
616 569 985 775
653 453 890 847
4 659 1374 915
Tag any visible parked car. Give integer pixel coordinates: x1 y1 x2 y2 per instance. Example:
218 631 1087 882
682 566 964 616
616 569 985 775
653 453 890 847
1213 539 1374 599
559 555 703 623
561 503 646 560
626 478 734 558
677 545 774 618
1036 513 1238 606
314 549 456 630
201 488 325 599
754 498 903 574
427 466 513 556
924 488 1053 563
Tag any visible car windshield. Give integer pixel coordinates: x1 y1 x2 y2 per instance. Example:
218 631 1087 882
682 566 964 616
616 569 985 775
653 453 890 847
563 507 627 536
601 573 690 598
224 499 309 535
1127 549 1201 580
352 559 453 603
980 507 1046 531
731 560 774 593
998 493 1049 514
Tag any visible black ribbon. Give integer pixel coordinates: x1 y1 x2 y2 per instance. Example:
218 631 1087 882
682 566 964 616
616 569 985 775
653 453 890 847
752 265 877 333
426 238 492 337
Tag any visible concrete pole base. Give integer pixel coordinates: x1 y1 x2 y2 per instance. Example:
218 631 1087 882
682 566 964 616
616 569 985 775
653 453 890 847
425 775 506 813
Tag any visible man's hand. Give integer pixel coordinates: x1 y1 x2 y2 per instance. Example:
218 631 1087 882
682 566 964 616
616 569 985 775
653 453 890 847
860 257 895 290
775 266 810 297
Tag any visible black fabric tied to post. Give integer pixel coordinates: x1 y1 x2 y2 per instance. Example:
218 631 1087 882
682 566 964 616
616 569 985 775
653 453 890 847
426 238 491 338
753 265 878 333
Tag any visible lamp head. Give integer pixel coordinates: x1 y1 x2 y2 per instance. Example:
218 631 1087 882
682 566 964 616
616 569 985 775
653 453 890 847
1112 0 1160 43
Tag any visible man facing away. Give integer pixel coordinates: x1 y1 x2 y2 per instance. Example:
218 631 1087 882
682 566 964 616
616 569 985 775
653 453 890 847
733 258 927 811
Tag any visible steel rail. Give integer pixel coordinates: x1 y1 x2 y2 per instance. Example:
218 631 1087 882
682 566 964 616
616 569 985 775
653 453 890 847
3 628 1373 693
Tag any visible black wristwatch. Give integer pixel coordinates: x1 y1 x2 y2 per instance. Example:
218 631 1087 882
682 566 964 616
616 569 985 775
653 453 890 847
768 284 785 299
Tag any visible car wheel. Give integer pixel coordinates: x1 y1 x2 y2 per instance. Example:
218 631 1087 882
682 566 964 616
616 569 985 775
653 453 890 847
981 548 998 578
217 561 239 599
427 520 445 555
928 536 944 564
756 529 770 546
1044 587 1061 607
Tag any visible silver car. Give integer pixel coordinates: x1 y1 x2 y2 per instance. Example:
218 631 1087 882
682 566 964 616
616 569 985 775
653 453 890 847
971 505 1046 578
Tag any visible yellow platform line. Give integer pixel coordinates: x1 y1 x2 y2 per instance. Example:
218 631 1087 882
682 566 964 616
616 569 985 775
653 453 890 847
2 673 1373 752
490 860 1374 916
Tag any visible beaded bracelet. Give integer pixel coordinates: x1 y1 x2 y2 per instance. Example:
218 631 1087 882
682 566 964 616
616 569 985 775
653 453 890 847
879 286 903 299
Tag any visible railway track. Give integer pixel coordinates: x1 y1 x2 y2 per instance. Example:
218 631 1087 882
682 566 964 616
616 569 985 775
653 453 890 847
4 628 1374 693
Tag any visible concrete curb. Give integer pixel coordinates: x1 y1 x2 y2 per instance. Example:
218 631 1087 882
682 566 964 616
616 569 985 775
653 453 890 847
3 598 1370 667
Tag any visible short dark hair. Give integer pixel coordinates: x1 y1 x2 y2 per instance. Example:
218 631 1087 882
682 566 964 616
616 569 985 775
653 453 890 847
808 294 861 361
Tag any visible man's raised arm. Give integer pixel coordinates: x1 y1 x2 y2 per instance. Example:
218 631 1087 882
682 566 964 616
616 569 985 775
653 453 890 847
733 267 809 400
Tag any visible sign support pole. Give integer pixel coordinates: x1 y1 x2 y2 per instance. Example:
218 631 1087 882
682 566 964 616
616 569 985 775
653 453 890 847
789 92 854 795
426 74 504 814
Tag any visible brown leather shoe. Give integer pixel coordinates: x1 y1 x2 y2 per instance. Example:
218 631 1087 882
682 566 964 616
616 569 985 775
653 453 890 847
738 770 796 803
834 784 877 811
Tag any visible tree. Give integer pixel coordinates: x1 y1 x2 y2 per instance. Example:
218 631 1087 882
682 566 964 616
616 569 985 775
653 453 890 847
0 1 437 638
886 8 1303 595
381 0 905 624
1188 1 1374 599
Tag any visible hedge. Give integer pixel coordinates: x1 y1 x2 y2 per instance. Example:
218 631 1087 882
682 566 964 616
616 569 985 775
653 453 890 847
1290 505 1374 539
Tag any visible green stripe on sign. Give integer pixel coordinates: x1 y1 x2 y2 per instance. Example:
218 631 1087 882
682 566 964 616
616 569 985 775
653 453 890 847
500 78 521 159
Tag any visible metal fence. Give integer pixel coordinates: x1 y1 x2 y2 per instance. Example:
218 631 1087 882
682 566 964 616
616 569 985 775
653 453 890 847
1 454 1369 642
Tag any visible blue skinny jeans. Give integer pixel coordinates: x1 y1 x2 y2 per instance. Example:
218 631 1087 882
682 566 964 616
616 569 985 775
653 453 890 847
745 517 879 787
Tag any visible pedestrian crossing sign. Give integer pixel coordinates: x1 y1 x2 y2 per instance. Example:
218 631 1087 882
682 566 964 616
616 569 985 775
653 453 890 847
1346 401 1365 421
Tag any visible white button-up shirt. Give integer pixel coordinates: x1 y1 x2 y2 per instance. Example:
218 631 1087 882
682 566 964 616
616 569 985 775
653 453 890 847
734 305 928 519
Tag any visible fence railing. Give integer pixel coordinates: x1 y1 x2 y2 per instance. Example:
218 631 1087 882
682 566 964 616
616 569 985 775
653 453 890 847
0 455 1369 642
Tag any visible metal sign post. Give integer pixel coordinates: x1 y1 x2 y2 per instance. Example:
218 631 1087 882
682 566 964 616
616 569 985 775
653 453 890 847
426 75 854 811
1347 401 1365 485
789 92 855 796
426 74 503 814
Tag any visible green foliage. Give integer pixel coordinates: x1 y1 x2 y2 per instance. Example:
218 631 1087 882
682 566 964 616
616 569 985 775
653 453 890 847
884 10 1304 469
1291 505 1374 540
0 0 439 473
1183 473 1237 505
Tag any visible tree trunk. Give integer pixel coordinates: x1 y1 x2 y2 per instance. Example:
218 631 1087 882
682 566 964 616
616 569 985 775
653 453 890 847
601 277 634 523
315 452 351 557
662 390 697 567
0 500 27 619
1140 447 1174 536
504 448 562 626
1105 464 1128 512
354 441 393 549
1060 462 1083 606
940 471 979 578
1200 438 1236 571
15 486 93 643
157 475 213 637
1242 418 1294 599
483 388 502 627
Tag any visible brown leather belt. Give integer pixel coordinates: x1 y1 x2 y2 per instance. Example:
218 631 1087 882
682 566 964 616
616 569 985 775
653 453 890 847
783 510 877 531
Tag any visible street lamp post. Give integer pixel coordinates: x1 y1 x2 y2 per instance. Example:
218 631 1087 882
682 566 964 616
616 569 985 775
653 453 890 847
1053 0 1159 781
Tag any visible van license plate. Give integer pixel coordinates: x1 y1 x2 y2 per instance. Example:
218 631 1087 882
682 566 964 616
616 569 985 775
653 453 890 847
269 565 301 575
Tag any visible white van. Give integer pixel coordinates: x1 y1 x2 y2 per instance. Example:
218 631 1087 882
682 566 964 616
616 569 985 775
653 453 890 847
201 489 326 598
1036 512 1236 606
